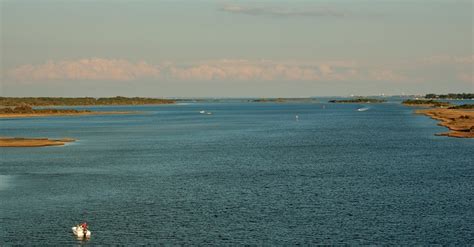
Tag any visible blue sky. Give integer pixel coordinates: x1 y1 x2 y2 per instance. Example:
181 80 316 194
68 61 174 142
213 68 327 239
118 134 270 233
1 0 472 97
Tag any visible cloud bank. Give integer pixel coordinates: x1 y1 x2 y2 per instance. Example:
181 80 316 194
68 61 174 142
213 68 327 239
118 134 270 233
423 55 474 65
163 60 360 81
9 58 160 81
9 56 473 86
6 58 413 83
220 4 345 17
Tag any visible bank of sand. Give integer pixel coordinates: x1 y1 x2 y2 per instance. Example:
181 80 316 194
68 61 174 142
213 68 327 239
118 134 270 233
0 111 134 118
0 110 140 147
416 108 474 138
0 137 75 147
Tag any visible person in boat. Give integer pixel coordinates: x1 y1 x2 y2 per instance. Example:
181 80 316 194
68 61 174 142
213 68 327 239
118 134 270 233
81 222 88 234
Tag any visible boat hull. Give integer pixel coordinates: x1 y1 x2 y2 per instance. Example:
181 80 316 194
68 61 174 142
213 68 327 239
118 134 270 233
72 226 91 238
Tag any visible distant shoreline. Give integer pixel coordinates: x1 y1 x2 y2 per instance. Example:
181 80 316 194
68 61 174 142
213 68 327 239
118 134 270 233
0 103 139 118
32 103 175 107
0 111 136 119
402 103 439 107
0 137 75 147
328 98 386 104
0 96 175 107
402 99 451 108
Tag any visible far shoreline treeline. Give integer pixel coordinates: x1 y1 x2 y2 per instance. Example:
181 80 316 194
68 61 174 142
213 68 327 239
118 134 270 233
402 99 474 109
0 96 175 106
425 93 474 100
402 99 452 107
328 98 386 103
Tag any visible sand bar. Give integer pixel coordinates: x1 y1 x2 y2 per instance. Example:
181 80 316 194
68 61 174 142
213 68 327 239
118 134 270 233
416 108 474 138
0 137 76 147
0 111 134 118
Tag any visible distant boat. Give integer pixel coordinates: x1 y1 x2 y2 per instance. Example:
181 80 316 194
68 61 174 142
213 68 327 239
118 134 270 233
295 115 299 121
72 225 91 239
357 107 369 112
199 110 212 115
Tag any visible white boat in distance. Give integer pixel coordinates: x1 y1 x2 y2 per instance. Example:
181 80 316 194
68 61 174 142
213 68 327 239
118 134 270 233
200 110 213 115
357 107 370 112
72 226 91 238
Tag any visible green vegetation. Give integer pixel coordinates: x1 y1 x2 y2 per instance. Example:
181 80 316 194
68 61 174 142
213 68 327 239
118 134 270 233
402 99 451 107
0 105 91 114
448 104 474 109
251 98 287 103
328 98 385 103
425 93 474 99
0 96 175 106
248 98 318 103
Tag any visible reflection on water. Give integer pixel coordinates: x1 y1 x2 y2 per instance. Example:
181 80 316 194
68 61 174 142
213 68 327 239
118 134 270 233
0 175 12 190
74 234 91 242
0 103 473 245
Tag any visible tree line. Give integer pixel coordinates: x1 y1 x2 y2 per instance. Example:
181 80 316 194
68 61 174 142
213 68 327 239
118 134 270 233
425 93 474 99
0 96 175 106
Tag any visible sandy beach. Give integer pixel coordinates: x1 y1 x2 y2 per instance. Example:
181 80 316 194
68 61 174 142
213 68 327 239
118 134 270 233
416 108 474 138
0 111 135 118
0 137 75 147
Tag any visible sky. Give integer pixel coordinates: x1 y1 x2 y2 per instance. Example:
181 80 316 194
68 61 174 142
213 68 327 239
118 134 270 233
0 0 472 97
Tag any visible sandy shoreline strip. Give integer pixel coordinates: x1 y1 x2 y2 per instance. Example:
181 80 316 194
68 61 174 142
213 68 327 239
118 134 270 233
415 108 474 138
403 103 439 107
0 111 135 118
0 137 76 147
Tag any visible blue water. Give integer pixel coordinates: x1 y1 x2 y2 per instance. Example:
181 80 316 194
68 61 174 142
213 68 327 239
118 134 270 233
1 103 473 245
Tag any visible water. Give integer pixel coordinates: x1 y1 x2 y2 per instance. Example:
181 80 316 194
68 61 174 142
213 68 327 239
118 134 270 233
1 102 473 245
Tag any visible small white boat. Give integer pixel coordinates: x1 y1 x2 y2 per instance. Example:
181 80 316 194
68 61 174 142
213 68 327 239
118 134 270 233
357 107 369 112
206 112 213 115
199 110 206 114
72 226 91 238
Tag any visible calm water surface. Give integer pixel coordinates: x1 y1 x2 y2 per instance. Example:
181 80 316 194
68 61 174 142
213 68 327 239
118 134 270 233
1 103 473 245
